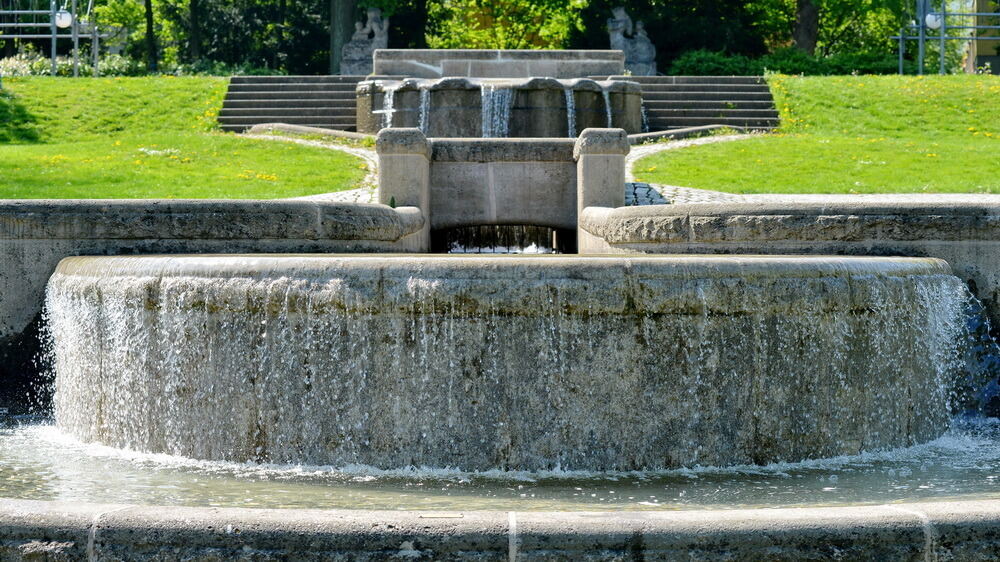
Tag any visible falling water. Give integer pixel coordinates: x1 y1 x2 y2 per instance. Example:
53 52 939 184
564 88 576 138
602 87 613 127
48 255 976 472
380 85 398 129
480 84 513 138
641 104 650 133
418 88 431 134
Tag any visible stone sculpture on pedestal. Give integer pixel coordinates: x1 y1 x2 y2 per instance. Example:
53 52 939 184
340 8 389 75
607 7 656 76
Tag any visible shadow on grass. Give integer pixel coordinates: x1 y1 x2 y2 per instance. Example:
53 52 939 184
0 89 41 143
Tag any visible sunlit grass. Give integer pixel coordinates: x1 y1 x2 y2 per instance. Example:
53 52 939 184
0 77 365 198
635 75 1000 194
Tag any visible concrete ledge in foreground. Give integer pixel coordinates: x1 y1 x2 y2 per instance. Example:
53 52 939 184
1 498 1000 560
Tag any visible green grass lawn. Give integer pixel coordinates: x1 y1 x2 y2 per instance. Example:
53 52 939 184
634 75 1000 194
0 77 366 199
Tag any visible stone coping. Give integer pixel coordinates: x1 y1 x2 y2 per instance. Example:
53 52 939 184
52 254 951 316
0 200 423 242
580 202 1000 244
2 497 998 559
430 138 576 162
358 76 642 93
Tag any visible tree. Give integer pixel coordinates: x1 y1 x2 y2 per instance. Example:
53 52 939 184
144 0 158 71
426 0 586 49
793 0 819 53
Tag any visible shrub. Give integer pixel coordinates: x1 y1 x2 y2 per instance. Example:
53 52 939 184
668 50 757 76
668 48 917 76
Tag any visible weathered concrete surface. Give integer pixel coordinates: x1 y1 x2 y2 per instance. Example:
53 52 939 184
377 129 628 235
372 49 625 78
51 254 965 470
357 77 642 137
0 200 423 413
578 201 1000 326
2 497 1000 560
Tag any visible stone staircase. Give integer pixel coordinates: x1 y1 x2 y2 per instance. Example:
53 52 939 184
219 74 779 134
218 76 368 133
613 76 779 132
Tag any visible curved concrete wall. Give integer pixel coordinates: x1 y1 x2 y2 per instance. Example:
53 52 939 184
0 200 423 413
50 254 965 470
580 201 1000 324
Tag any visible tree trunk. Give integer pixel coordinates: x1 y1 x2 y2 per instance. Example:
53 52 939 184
144 0 158 72
329 0 355 74
273 0 286 69
189 0 202 62
793 0 819 55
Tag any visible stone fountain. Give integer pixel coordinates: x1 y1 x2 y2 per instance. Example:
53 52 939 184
1 49 999 559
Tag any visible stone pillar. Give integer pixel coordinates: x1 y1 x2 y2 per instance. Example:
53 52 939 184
376 128 431 251
574 128 628 253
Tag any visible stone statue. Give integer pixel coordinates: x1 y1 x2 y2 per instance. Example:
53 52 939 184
340 8 390 75
607 7 656 76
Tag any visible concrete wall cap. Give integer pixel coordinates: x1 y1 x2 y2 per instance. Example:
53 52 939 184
574 128 630 159
376 128 430 158
431 138 576 162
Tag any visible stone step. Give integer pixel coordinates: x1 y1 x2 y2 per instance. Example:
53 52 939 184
222 98 356 109
642 99 775 110
220 123 356 133
224 90 358 101
227 83 360 93
219 107 356 118
229 75 369 84
607 75 766 85
640 83 772 93
218 115 356 126
645 108 779 119
648 116 779 128
640 91 774 102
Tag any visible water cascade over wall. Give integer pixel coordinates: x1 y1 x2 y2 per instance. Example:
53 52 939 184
356 78 643 138
49 255 971 471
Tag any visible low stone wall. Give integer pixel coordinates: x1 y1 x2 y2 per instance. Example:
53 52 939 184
0 200 423 413
579 201 1000 323
2 498 999 559
373 49 625 78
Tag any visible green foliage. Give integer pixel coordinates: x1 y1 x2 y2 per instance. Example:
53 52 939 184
426 0 586 49
0 53 145 77
0 77 366 198
635 75 1000 194
668 48 915 75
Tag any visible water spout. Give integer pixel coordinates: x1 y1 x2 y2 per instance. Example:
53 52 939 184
564 88 576 138
481 84 513 138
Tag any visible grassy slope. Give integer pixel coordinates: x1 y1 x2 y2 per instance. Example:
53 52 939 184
0 77 366 198
634 75 1000 194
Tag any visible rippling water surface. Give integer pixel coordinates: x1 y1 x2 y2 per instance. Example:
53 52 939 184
1 420 998 511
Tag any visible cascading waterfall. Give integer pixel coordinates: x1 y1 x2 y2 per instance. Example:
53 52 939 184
641 104 650 133
602 86 613 127
48 255 977 472
379 85 398 129
480 84 513 138
564 87 576 138
418 88 431 134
